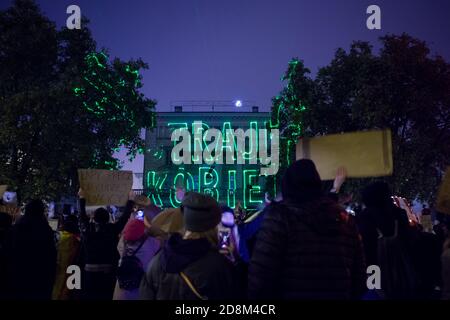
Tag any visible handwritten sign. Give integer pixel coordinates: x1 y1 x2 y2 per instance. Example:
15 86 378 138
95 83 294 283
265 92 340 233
78 169 133 206
436 167 450 215
296 129 393 180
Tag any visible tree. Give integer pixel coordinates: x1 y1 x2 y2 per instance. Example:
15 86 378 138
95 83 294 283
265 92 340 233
0 0 156 201
304 34 450 202
266 59 315 197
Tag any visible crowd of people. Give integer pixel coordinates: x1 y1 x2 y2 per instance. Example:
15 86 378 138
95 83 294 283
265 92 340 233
0 159 449 300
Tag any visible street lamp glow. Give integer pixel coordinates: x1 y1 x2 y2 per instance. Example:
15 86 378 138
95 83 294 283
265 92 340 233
235 100 242 107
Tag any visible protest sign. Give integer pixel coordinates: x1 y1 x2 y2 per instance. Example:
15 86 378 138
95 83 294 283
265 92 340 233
436 167 450 215
78 169 133 206
0 185 7 198
48 219 59 231
296 129 393 180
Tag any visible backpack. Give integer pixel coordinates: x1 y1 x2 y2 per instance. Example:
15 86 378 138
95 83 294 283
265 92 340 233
376 220 420 299
117 238 146 290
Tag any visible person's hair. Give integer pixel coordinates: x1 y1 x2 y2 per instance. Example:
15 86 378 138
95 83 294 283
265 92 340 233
184 226 219 248
361 181 392 208
281 159 323 204
93 207 110 224
24 199 46 219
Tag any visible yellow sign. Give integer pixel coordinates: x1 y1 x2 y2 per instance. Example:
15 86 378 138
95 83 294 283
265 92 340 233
436 167 450 215
78 169 133 206
296 129 393 180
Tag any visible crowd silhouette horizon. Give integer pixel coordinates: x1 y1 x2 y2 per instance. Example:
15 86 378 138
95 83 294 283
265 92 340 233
0 159 449 300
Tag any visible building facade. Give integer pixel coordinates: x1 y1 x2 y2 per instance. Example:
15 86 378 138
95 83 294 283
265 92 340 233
144 104 271 209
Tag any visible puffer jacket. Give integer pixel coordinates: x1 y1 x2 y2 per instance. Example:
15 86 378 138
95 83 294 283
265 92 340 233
248 197 366 300
140 233 236 300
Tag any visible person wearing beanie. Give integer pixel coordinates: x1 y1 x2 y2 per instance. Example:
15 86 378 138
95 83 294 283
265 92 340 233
113 216 160 300
140 192 236 300
248 159 366 300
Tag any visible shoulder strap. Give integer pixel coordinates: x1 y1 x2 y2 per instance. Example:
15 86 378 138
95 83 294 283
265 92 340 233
180 272 208 300
129 236 147 256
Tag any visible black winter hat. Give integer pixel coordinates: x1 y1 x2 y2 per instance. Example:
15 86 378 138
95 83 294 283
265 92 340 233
182 192 221 232
282 159 323 204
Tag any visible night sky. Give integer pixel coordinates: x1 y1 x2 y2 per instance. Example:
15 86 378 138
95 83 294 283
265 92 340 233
2 0 450 173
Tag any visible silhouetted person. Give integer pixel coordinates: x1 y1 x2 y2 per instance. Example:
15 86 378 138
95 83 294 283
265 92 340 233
78 189 133 300
52 214 81 300
442 234 450 300
358 182 411 267
5 200 56 300
248 159 366 299
140 192 236 300
113 208 161 300
0 212 13 299
358 181 436 299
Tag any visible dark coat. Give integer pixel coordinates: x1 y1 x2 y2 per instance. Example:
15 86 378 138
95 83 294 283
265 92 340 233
358 205 441 299
248 197 366 300
357 204 411 267
79 199 133 266
0 212 12 299
5 215 56 300
140 233 236 300
78 199 133 300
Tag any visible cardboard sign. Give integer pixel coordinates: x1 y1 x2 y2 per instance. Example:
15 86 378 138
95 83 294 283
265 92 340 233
0 205 20 219
436 167 450 215
0 185 7 198
296 129 393 180
420 215 433 233
48 219 59 231
78 169 133 206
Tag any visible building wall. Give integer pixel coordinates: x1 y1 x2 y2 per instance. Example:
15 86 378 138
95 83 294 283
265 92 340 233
144 110 271 209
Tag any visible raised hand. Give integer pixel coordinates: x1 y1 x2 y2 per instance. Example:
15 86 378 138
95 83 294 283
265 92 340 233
333 166 347 193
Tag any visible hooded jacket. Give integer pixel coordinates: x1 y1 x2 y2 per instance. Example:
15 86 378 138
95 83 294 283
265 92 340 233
113 231 161 300
139 233 236 300
248 197 366 300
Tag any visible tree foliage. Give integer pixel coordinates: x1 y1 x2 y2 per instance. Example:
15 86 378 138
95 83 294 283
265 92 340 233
278 34 450 203
266 59 314 197
0 0 156 201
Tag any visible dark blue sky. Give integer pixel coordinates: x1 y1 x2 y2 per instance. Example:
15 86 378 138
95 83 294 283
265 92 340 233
2 0 450 173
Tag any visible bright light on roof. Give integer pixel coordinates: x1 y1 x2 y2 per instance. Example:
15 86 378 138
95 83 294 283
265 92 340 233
235 100 242 107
